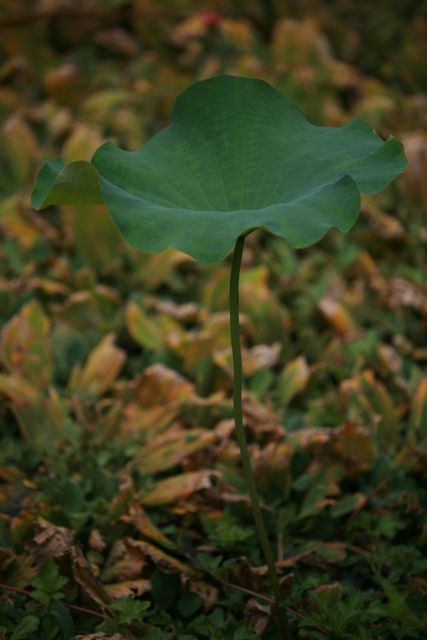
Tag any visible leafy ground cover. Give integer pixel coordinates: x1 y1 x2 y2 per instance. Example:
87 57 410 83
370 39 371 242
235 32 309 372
1 2 427 638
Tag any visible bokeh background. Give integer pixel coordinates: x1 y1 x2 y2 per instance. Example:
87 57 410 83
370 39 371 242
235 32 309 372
1 1 427 638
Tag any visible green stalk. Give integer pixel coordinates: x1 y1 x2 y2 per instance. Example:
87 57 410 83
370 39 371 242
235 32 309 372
229 235 291 639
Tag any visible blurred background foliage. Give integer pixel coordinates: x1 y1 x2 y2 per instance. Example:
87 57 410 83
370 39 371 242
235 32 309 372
1 1 427 638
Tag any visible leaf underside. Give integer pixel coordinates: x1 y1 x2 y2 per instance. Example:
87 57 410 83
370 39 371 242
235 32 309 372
31 75 407 262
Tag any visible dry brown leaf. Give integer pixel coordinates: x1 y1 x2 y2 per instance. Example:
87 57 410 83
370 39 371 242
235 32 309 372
400 131 427 207
244 598 271 635
254 442 292 478
134 248 191 291
88 529 106 552
187 579 219 610
102 540 147 582
318 297 356 335
31 522 112 609
170 331 214 373
287 427 332 451
0 300 52 388
104 579 150 599
149 299 199 322
410 377 427 438
133 363 194 407
70 333 125 397
132 427 216 474
242 393 284 438
387 277 427 314
26 277 70 296
124 538 198 577
357 250 389 297
333 422 376 473
43 63 82 105
119 403 178 437
71 545 113 609
377 343 402 374
361 201 405 240
0 197 44 251
121 501 176 549
214 342 281 377
141 470 219 506
95 28 139 57
30 521 75 561
242 343 281 376
0 546 36 589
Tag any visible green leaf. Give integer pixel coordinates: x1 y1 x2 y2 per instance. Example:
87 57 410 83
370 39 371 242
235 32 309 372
176 593 203 618
151 570 181 610
49 601 75 639
31 159 102 209
111 598 150 624
10 616 40 640
32 75 407 263
31 558 68 605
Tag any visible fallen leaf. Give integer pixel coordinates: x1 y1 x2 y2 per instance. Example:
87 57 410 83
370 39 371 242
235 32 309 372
0 374 70 449
245 598 271 635
44 63 82 105
400 131 427 207
214 342 281 377
119 403 178 437
410 377 427 439
133 363 194 407
275 356 310 406
318 297 356 335
62 203 123 270
124 538 198 577
126 300 166 352
0 196 43 251
361 200 405 240
71 544 113 609
187 579 219 610
150 299 199 322
88 529 106 552
340 371 399 450
287 427 332 451
104 579 150 599
30 522 112 609
131 427 216 474
1 114 38 186
121 501 176 549
141 471 219 506
70 333 125 397
313 582 344 607
0 300 52 388
387 277 427 314
333 422 376 473
242 393 284 438
101 540 147 583
134 248 191 291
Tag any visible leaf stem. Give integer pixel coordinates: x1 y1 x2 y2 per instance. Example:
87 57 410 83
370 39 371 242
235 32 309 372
229 235 291 639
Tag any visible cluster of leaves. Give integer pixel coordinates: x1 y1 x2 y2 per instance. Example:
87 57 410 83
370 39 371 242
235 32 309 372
1 1 427 638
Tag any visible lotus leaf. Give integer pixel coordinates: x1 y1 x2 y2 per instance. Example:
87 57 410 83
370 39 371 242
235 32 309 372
32 75 407 262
